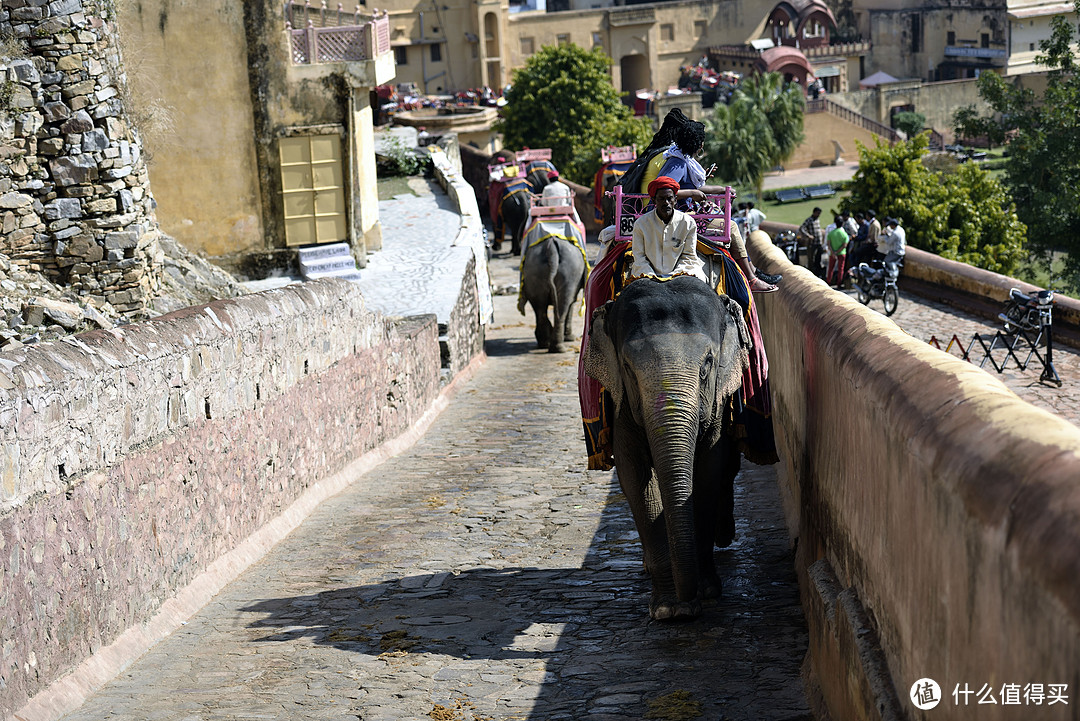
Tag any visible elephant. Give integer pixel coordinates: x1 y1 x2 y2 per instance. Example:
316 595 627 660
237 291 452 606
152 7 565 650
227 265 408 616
583 275 751 620
492 176 533 255
519 218 588 353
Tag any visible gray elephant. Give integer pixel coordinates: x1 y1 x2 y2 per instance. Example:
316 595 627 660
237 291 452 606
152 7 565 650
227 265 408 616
519 218 588 353
583 275 750 620
493 177 533 255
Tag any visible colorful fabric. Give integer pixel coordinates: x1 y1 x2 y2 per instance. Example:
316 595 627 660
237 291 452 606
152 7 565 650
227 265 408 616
647 175 681 198
495 176 532 237
706 246 778 466
578 240 632 470
593 161 633 221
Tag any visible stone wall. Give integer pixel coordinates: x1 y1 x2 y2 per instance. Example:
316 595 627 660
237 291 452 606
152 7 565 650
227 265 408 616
749 233 1080 721
0 280 444 715
0 0 161 315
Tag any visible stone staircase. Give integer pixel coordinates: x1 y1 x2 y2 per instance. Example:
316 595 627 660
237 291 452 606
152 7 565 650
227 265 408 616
298 242 362 282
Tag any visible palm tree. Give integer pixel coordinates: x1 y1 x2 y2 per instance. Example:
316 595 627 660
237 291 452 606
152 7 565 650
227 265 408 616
704 72 805 200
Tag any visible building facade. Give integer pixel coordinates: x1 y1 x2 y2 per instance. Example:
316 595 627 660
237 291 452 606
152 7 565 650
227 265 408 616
118 1 394 274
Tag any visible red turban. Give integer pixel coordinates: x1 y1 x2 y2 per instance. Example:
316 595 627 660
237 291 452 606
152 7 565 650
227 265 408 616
548 169 559 179
648 176 680 198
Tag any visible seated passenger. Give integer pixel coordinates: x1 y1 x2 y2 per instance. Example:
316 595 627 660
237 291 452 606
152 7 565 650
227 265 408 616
630 176 707 283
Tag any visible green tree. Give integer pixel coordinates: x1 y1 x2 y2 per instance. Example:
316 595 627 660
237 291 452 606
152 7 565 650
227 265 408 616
841 134 1027 275
892 110 925 138
951 0 1080 286
496 44 650 184
704 72 804 199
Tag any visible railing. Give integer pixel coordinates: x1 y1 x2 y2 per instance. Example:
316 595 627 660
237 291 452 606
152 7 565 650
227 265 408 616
608 6 656 26
285 1 391 64
805 98 901 142
608 185 734 244
804 40 871 57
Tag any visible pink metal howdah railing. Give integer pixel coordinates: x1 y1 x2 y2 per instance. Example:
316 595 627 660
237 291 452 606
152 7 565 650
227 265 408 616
285 1 391 64
608 185 734 245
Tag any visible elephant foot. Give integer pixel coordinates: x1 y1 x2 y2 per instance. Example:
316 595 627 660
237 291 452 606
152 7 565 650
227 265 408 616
650 595 702 622
548 343 565 353
715 518 736 548
701 573 722 600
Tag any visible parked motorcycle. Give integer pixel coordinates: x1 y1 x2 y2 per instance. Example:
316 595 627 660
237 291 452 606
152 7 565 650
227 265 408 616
774 230 798 264
852 259 901 316
999 287 1055 334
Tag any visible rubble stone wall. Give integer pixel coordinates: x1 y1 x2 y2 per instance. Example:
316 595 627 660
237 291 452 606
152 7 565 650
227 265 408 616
0 0 160 315
0 279 443 714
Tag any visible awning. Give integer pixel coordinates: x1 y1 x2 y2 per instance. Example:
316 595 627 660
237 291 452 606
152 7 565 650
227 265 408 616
814 65 841 77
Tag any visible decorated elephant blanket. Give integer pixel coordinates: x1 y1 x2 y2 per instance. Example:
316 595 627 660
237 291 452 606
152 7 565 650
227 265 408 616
488 175 532 234
517 217 590 315
577 242 777 471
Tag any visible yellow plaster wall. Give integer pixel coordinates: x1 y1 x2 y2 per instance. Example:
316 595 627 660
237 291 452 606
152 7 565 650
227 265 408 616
783 109 886 169
118 2 264 259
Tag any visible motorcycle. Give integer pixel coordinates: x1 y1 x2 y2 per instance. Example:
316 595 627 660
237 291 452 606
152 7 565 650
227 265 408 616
774 229 798 264
999 287 1055 334
852 259 902 316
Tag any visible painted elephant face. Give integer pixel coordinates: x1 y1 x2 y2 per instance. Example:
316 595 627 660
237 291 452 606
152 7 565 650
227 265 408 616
584 280 749 428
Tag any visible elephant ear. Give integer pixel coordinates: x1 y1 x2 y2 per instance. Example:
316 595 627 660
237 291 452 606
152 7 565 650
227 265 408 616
583 302 624 411
715 297 752 403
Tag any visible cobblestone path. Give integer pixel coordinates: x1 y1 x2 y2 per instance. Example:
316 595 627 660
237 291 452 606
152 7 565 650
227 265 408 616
58 250 810 721
847 286 1080 427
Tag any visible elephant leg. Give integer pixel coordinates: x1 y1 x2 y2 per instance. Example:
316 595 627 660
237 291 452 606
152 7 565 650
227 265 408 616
511 216 525 256
530 300 551 349
692 436 737 601
612 415 684 621
548 288 568 354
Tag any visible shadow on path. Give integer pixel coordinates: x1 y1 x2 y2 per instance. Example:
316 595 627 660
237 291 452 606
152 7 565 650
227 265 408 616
240 463 810 721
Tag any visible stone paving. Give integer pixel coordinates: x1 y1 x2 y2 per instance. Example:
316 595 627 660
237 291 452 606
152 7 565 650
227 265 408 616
841 285 1080 427
57 245 812 721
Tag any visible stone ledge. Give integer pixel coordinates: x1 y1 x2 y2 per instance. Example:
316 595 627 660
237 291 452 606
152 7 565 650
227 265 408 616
750 231 1080 721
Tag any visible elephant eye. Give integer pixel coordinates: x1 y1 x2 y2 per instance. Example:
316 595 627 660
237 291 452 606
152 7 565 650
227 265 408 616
700 352 713 380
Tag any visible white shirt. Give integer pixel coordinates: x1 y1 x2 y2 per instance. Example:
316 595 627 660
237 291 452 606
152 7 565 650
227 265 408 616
880 225 906 256
843 217 859 237
631 208 706 282
746 208 766 233
540 180 581 224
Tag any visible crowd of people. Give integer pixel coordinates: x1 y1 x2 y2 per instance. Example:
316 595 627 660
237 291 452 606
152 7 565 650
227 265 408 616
796 207 907 287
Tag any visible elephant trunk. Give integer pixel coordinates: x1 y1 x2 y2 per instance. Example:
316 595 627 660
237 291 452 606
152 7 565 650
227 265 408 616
643 376 701 603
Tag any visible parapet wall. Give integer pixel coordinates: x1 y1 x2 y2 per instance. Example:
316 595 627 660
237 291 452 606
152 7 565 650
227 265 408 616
0 280 444 717
750 233 1080 720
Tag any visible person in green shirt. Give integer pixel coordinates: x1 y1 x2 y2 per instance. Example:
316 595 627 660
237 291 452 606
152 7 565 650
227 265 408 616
825 220 849 288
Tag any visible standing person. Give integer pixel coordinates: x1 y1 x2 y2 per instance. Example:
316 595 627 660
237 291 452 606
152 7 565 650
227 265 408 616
825 221 849 287
797 207 824 275
842 211 859 239
630 177 707 282
879 217 907 277
848 209 879 269
745 202 766 233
